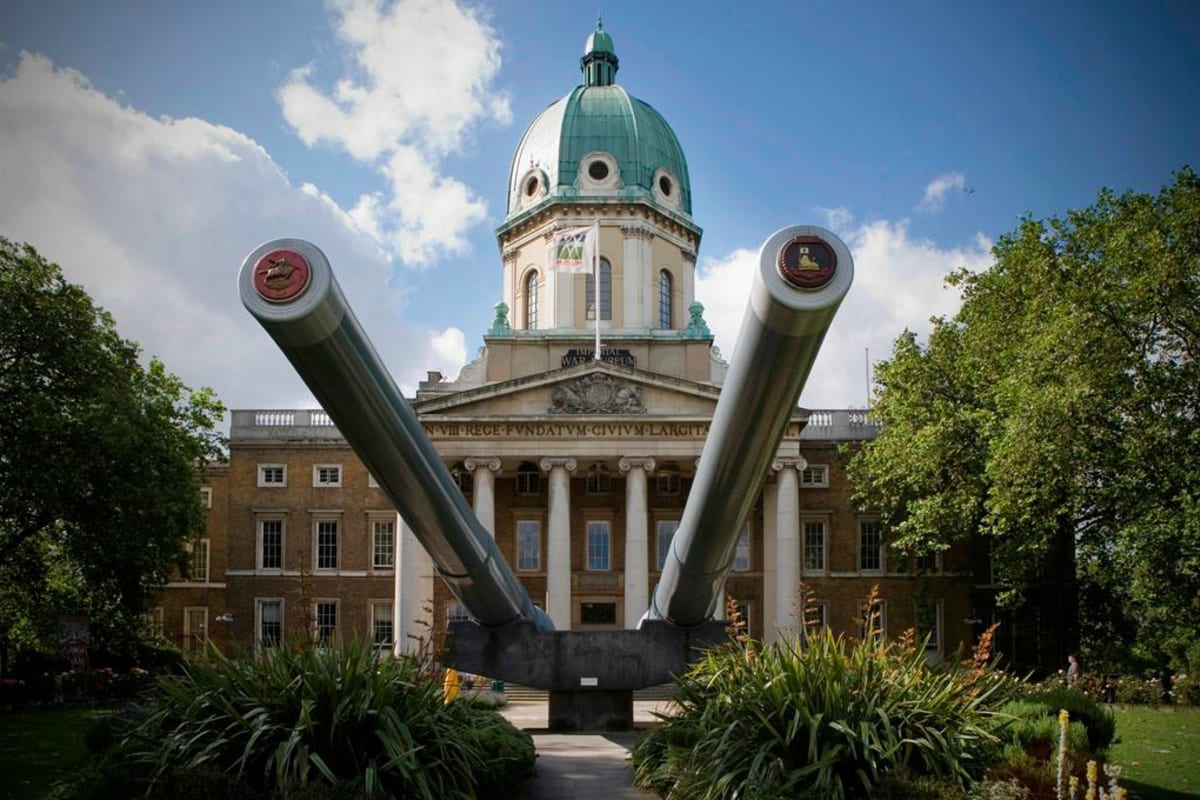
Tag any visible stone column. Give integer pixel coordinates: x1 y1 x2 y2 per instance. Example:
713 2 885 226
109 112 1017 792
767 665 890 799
395 515 434 656
772 458 805 641
619 456 655 629
464 457 501 537
541 457 577 630
761 482 778 644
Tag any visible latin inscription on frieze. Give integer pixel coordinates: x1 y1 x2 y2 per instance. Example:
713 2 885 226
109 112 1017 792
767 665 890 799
424 421 712 439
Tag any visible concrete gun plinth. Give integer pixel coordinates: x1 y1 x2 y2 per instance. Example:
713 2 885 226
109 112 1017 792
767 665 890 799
447 619 728 731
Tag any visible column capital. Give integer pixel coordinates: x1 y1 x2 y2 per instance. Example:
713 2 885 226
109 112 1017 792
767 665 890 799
771 456 808 473
540 457 577 474
463 456 502 473
618 456 656 473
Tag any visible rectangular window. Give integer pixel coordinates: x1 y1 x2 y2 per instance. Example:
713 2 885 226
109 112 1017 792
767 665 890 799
586 521 611 571
316 520 339 570
800 464 829 488
258 599 282 650
144 607 164 639
189 538 210 582
446 601 470 628
733 600 753 636
586 466 612 494
803 601 829 638
259 519 283 570
372 519 395 569
371 602 393 648
315 600 338 645
313 464 342 487
199 486 212 508
732 524 751 571
859 520 884 573
656 472 681 496
916 551 941 573
859 598 887 640
803 521 826 572
184 607 208 656
656 520 679 570
258 464 286 487
517 520 541 571
916 599 942 653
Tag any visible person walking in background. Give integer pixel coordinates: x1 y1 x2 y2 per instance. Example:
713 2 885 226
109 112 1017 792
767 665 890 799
1066 654 1080 687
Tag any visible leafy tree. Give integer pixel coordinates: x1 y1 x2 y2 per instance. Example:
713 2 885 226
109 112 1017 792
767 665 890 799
847 169 1200 673
0 238 225 673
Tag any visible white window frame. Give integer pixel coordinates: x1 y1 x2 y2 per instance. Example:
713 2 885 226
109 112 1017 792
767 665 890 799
199 486 212 508
800 464 829 488
257 517 285 571
370 600 394 649
189 538 210 583
859 598 887 640
144 606 165 639
586 520 611 571
916 599 943 655
656 520 680 571
183 606 208 656
368 473 380 488
314 599 338 645
256 598 284 652
371 517 395 570
516 519 541 571
859 519 885 574
804 600 830 638
802 519 827 573
313 464 342 488
732 524 751 572
314 518 340 571
258 463 287 487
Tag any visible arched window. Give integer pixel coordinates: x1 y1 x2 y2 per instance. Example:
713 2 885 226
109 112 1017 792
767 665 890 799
586 258 612 321
516 461 541 494
524 270 539 329
659 269 673 329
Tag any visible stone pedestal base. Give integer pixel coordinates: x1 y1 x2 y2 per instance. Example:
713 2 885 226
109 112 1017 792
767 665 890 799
548 690 634 732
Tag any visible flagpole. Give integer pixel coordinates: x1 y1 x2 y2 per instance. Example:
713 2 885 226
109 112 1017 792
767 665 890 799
593 219 601 360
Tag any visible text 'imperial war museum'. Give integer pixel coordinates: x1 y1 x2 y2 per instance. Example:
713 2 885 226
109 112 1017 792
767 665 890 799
155 22 999 672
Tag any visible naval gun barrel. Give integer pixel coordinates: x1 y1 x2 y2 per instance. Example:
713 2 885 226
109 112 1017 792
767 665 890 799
646 225 853 628
239 239 551 631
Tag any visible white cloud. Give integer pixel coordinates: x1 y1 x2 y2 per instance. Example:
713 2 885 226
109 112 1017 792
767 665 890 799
428 327 468 374
279 0 509 265
918 171 966 213
814 206 854 232
0 52 460 410
696 220 993 409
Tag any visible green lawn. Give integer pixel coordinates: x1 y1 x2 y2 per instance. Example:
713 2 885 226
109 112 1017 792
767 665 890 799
0 708 107 800
1109 707 1200 799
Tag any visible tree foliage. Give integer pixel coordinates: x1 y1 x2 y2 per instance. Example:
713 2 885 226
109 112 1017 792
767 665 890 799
847 169 1200 670
0 238 225 671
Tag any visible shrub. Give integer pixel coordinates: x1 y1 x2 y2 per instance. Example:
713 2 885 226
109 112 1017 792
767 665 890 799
1170 673 1200 707
464 709 537 798
1112 675 1162 706
632 627 1007 799
993 701 1089 752
1022 689 1115 752
83 640 525 799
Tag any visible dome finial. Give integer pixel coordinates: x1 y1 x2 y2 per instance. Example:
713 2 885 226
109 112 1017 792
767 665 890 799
582 17 618 86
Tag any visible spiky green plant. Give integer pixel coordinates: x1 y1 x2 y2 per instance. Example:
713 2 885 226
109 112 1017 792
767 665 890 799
107 639 524 799
634 627 1008 799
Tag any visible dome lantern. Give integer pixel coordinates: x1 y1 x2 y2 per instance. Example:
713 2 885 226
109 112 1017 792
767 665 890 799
581 17 618 87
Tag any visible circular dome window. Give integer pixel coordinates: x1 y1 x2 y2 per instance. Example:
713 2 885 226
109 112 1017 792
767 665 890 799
658 175 673 196
588 160 610 181
524 176 540 197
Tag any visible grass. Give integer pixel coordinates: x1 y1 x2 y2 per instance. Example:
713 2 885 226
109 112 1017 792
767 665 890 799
1108 707 1200 800
0 708 108 800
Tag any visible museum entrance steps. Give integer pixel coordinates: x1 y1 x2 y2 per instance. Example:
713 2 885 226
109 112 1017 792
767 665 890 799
500 682 677 703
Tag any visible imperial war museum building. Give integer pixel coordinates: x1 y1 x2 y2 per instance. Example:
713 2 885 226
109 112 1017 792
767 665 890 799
154 23 1032 675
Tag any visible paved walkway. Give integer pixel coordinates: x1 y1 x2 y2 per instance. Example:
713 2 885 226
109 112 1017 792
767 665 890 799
499 700 671 798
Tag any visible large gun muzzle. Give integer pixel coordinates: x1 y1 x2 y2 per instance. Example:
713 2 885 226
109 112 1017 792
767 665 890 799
239 239 551 630
646 225 853 627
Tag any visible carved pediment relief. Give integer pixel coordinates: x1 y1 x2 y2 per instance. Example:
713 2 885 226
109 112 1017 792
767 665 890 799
549 373 646 415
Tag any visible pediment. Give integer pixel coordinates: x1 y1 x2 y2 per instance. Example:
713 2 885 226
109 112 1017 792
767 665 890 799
414 362 720 419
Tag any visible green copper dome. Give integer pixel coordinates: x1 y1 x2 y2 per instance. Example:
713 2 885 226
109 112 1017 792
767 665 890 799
503 21 694 225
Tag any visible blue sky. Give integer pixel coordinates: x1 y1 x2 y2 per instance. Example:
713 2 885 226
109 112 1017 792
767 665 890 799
1 0 1197 411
